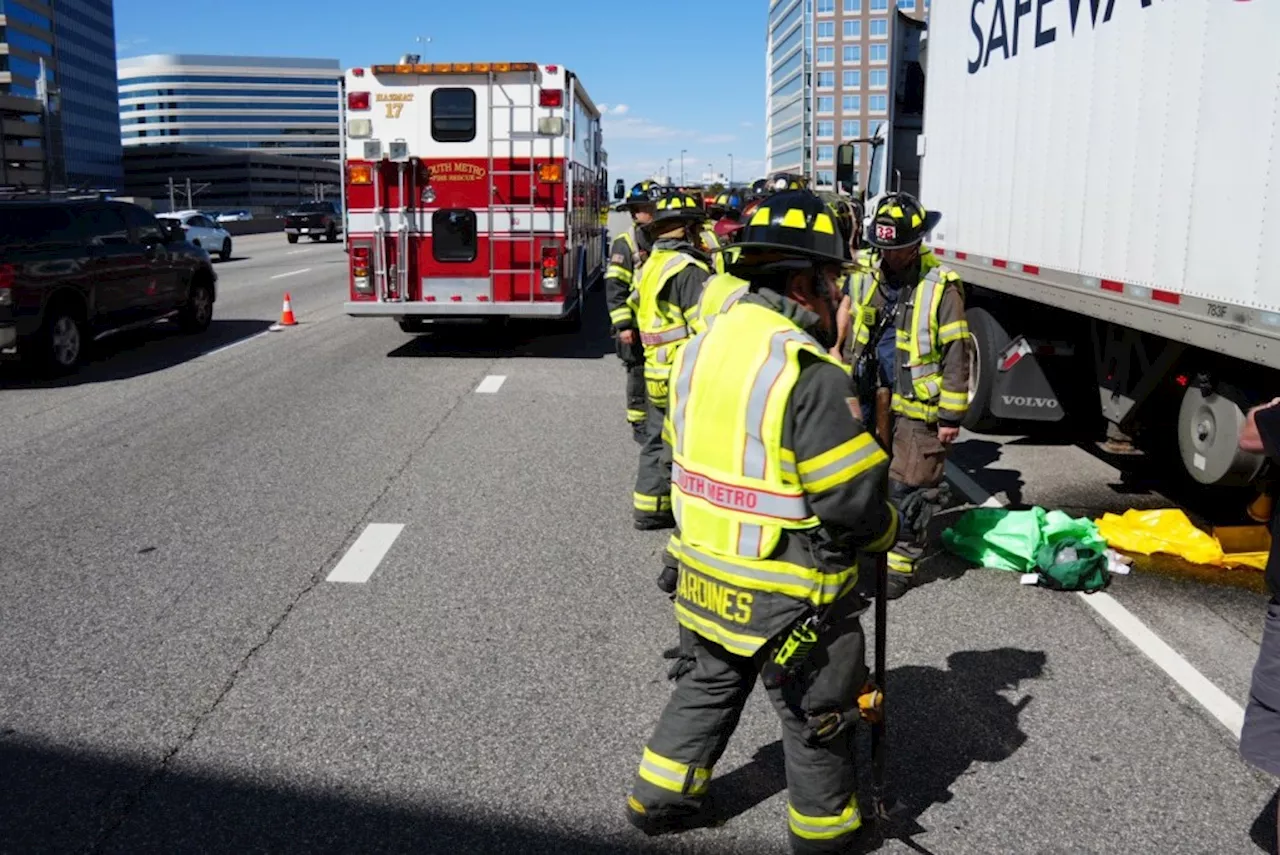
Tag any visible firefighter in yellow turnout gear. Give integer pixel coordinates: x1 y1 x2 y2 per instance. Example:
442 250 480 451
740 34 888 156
626 191 899 854
846 192 969 600
631 188 713 530
607 181 661 443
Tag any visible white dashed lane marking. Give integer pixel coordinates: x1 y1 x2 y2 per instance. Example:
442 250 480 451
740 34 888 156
475 375 507 394
326 524 405 584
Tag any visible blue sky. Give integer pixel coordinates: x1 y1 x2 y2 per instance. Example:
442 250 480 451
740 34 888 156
115 0 769 187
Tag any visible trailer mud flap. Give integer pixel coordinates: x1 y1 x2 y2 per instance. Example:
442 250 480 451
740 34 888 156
990 336 1066 422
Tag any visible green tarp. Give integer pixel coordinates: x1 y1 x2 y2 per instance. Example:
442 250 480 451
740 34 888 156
941 507 1111 592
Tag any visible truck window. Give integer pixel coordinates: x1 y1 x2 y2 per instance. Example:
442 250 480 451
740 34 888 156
433 210 477 262
866 140 885 199
0 206 76 248
432 88 476 143
120 205 166 244
80 206 131 246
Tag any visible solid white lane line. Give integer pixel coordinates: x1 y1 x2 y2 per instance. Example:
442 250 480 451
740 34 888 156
942 459 1247 740
1077 592 1245 739
475 374 507 394
287 249 309 255
200 330 272 358
270 267 311 280
326 524 405 584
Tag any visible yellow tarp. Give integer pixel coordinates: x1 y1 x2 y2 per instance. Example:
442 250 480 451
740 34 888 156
1095 509 1270 571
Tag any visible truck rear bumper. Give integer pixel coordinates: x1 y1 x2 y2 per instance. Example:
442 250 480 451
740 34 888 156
345 301 567 317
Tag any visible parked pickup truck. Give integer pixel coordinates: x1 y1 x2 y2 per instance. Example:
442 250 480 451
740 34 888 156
284 201 343 244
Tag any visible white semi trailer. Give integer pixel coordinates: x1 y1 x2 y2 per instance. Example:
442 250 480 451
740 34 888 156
840 0 1280 489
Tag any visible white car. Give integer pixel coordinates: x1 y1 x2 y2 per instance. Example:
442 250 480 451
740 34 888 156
158 211 233 261
217 210 252 223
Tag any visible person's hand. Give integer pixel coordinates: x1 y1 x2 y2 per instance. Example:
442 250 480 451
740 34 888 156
829 345 844 363
937 425 960 446
619 329 637 346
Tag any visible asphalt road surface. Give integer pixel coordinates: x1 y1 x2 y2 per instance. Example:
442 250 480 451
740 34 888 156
1 225 1276 854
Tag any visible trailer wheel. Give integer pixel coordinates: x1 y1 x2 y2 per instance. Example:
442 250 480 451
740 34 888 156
1177 383 1265 487
962 306 1006 432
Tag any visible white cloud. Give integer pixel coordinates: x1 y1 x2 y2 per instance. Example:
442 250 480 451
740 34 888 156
598 103 609 113
740 121 754 128
611 104 629 115
697 133 737 144
602 116 685 141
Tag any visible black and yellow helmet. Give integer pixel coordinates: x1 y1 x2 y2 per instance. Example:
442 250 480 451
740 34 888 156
614 179 662 211
709 189 744 218
864 192 941 250
766 172 807 194
725 190 847 267
642 188 705 234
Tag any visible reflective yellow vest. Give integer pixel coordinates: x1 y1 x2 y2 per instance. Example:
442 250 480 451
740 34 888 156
637 248 710 407
667 301 870 656
700 224 726 275
688 273 750 336
847 249 962 423
617 227 649 318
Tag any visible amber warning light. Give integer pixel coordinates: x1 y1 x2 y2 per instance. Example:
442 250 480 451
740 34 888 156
348 163 373 185
370 61 537 75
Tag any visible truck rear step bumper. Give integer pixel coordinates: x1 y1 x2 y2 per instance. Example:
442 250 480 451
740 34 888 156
345 301 567 317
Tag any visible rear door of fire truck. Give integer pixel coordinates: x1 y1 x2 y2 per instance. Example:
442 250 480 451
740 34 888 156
344 61 570 318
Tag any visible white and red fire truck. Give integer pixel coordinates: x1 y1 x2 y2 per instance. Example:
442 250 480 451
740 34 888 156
340 58 609 331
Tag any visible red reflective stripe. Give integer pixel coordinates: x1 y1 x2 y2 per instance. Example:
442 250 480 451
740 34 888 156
1152 289 1181 305
672 463 808 519
1022 264 1040 275
992 258 1008 269
954 251 967 260
934 248 946 256
1101 280 1124 292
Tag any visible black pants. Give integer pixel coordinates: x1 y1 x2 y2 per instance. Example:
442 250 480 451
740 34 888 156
633 401 672 522
618 336 646 426
628 595 870 854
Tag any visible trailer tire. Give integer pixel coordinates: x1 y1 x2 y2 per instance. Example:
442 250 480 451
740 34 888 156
961 306 1007 432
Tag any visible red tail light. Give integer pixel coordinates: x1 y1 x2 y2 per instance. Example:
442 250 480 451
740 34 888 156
539 89 563 108
350 244 373 295
540 246 560 294
0 262 13 306
540 247 559 276
348 91 370 110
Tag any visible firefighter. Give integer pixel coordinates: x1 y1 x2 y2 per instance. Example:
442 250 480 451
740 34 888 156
846 192 968 599
608 180 661 443
632 188 713 530
625 190 899 854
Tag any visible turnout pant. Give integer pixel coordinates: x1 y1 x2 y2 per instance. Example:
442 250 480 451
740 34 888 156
628 596 870 854
887 416 948 579
618 335 646 427
633 401 673 523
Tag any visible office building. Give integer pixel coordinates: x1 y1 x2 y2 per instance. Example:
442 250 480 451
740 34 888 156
118 54 341 160
121 144 340 214
0 0 123 189
765 0 928 188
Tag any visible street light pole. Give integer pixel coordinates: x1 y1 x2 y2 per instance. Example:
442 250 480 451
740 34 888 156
680 149 686 185
665 157 672 184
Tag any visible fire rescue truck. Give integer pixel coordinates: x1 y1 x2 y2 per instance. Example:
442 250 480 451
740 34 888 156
341 58 609 331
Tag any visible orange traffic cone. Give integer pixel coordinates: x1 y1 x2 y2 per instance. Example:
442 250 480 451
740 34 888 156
270 293 298 330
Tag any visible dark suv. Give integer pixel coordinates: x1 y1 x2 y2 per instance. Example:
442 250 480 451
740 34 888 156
284 200 343 244
0 200 217 374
